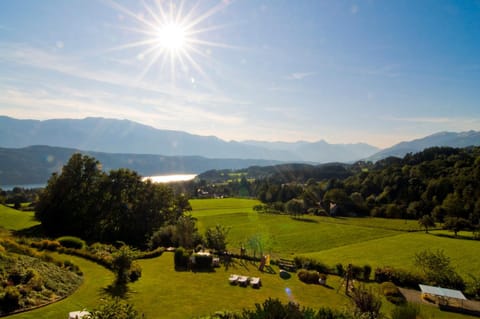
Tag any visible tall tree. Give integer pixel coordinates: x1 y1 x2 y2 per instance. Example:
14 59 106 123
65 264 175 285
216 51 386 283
418 215 435 233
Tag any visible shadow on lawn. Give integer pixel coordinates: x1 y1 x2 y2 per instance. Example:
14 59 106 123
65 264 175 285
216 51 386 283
102 282 131 298
13 224 45 237
290 217 318 223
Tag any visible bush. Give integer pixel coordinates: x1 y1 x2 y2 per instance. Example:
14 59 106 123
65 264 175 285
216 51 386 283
174 247 190 269
293 257 331 274
135 247 165 259
316 307 353 319
380 281 406 305
336 263 345 276
193 254 213 270
129 262 142 282
297 269 320 284
1 286 21 313
363 265 372 281
351 285 382 318
374 267 424 289
30 239 61 251
56 236 86 249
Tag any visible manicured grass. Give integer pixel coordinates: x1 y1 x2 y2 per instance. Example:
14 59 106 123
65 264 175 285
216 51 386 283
190 198 261 217
300 232 480 277
0 204 39 231
8 253 114 319
129 253 350 318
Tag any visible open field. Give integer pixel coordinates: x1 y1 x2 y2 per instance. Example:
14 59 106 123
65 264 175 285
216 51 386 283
190 198 261 217
300 232 480 277
192 199 480 277
0 204 39 231
2 198 480 318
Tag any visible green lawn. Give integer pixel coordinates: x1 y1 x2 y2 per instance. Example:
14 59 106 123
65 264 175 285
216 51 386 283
128 253 351 318
19 252 477 319
0 204 39 231
4 198 480 318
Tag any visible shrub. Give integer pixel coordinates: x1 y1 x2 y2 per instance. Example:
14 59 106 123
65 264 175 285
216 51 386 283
374 267 424 289
174 247 190 269
336 263 345 276
135 247 165 259
316 307 353 319
297 269 320 284
293 257 331 274
363 265 372 281
391 303 420 319
129 262 142 282
380 282 406 305
56 236 86 249
1 286 21 313
351 285 382 318
350 264 363 280
193 254 213 270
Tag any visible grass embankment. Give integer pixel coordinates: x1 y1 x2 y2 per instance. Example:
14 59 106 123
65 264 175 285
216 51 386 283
0 204 39 231
8 254 114 319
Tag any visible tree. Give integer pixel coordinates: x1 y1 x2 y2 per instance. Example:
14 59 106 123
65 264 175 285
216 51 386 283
175 215 200 249
443 217 471 237
286 198 304 218
35 154 184 247
111 245 141 285
205 224 230 252
414 249 465 290
418 215 435 233
35 153 103 237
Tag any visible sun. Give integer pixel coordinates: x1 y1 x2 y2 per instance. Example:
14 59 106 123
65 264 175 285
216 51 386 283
156 23 186 50
106 0 234 85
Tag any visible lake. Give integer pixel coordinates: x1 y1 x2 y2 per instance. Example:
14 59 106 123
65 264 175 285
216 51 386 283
142 174 197 183
0 174 197 190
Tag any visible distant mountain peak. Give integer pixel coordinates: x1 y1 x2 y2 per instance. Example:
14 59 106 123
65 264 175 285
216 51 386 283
367 130 480 162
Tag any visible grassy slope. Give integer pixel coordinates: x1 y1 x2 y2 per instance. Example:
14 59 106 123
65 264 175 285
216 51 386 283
9 253 114 319
192 198 480 277
301 232 480 277
0 204 39 230
190 198 261 217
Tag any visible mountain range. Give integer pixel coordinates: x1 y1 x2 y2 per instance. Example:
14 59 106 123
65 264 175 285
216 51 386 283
0 116 379 163
0 145 281 186
366 130 480 162
0 116 479 186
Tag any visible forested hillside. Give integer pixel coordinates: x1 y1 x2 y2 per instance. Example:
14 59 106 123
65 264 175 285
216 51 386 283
192 147 480 234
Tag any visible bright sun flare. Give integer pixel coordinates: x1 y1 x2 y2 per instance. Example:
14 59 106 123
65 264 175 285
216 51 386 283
108 0 233 84
156 23 186 50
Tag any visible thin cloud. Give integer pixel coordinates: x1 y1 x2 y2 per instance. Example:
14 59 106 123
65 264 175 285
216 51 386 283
285 72 316 80
0 42 249 109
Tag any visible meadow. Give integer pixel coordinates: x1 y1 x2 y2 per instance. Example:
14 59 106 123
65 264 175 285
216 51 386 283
1 198 479 318
191 199 480 277
0 204 39 231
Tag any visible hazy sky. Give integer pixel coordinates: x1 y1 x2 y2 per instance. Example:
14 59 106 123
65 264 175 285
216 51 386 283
1 0 479 148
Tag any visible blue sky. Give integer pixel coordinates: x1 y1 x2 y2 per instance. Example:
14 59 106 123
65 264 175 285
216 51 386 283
0 0 479 148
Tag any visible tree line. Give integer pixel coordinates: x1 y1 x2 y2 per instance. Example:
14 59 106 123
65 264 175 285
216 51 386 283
188 146 480 234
